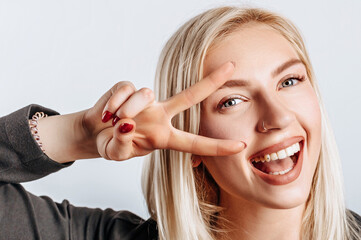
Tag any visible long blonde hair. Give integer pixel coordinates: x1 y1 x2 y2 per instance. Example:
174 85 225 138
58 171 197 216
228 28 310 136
142 6 360 240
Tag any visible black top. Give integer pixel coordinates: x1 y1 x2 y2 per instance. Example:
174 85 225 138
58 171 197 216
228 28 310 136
0 104 157 240
0 104 360 240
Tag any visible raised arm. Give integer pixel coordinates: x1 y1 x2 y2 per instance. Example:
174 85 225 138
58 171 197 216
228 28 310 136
0 105 157 240
0 61 245 240
31 62 245 165
0 104 73 183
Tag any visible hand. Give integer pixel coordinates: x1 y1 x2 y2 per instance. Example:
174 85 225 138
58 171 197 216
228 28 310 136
82 62 246 161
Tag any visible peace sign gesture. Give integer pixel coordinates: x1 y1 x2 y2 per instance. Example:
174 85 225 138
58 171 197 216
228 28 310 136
83 62 246 161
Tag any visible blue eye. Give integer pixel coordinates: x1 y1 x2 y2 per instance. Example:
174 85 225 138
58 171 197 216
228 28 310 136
281 77 302 88
221 98 244 108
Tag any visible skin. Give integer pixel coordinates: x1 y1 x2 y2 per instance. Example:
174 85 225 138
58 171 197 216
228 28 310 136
36 62 246 164
34 23 321 240
199 23 322 239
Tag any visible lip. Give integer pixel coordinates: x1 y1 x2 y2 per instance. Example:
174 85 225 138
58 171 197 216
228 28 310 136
250 140 304 185
248 136 304 161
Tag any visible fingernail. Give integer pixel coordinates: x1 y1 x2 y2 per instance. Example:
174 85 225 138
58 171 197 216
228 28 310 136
112 116 120 126
102 111 114 123
241 141 247 148
119 123 133 133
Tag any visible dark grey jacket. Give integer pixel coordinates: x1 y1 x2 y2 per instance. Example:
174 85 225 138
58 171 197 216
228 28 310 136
0 104 157 240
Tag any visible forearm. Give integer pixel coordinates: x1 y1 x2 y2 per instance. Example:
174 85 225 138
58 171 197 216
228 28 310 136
37 109 101 164
0 104 76 183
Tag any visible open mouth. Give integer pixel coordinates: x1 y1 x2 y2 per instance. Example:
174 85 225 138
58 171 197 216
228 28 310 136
251 142 301 175
249 140 304 185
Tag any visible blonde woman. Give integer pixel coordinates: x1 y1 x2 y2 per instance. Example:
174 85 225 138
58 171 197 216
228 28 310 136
0 6 360 240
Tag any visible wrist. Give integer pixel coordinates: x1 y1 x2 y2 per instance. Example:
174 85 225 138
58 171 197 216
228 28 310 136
36 110 100 163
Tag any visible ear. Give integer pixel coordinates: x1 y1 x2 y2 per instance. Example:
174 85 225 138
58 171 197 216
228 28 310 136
191 155 202 168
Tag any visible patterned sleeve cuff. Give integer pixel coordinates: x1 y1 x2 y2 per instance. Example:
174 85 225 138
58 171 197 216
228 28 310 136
4 104 73 177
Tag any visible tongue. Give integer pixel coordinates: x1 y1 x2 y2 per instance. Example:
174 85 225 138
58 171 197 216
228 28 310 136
253 156 294 174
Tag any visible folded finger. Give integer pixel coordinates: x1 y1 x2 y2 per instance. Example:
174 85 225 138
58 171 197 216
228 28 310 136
163 62 235 117
168 129 246 156
102 83 136 123
114 88 154 121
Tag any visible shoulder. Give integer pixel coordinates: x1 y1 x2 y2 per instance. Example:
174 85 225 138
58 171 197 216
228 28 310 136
347 209 361 239
348 209 361 225
109 210 158 240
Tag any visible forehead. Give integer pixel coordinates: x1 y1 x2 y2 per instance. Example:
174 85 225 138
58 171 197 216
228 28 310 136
203 23 300 79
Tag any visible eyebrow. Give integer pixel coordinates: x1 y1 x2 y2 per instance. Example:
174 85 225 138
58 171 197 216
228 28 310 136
271 58 303 78
219 58 304 89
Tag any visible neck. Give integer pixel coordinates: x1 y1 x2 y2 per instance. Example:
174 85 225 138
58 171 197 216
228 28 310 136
217 191 305 240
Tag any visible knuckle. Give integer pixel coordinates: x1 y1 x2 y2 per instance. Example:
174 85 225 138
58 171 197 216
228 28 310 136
108 146 129 161
147 129 172 149
106 150 116 160
108 151 124 161
119 84 135 95
148 133 166 148
139 88 155 101
118 81 135 90
99 149 110 160
116 151 129 161
147 135 159 147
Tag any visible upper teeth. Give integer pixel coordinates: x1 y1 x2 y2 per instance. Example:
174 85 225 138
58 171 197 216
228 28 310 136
251 142 300 163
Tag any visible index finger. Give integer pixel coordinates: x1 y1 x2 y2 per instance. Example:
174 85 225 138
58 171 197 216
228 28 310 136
162 61 235 117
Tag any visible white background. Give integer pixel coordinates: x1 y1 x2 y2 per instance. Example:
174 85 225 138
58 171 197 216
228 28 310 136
0 0 360 219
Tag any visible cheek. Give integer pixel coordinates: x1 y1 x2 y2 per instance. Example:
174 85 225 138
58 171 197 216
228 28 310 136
199 112 254 188
282 83 322 140
288 85 322 174
294 86 322 140
200 108 254 141
303 88 322 168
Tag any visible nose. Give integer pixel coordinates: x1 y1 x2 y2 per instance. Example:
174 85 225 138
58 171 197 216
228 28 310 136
257 94 296 133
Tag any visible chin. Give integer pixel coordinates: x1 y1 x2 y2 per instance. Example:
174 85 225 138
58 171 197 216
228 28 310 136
259 188 310 209
249 141 317 210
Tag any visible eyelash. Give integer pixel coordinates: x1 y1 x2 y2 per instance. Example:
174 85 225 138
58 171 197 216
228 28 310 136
279 75 304 89
218 75 305 110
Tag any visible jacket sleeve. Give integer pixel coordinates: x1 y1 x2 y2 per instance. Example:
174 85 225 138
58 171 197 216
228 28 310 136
0 104 72 184
0 104 157 240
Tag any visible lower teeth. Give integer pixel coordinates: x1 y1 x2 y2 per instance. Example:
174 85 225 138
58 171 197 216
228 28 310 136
268 154 297 175
268 165 294 175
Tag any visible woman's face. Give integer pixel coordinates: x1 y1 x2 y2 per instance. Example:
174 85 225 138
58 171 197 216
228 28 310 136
200 23 322 209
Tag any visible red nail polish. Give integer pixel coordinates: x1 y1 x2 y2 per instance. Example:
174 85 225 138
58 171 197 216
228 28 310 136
102 111 113 123
112 116 120 126
119 123 133 133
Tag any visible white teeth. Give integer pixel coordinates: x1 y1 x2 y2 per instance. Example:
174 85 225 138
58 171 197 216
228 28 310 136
270 153 278 161
251 142 301 163
276 149 287 159
285 147 294 156
269 165 294 175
